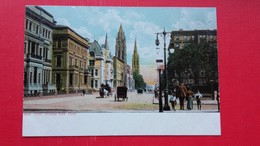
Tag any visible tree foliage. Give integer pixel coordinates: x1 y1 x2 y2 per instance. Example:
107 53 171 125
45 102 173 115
168 41 218 85
133 71 146 89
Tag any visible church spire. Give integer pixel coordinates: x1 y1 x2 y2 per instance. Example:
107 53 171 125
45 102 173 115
104 33 109 50
119 23 123 33
134 38 137 53
132 38 140 74
115 24 126 62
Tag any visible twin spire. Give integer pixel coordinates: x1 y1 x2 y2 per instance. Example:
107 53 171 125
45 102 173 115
106 24 140 74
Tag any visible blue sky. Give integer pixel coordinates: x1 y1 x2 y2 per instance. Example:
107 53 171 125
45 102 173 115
41 6 216 84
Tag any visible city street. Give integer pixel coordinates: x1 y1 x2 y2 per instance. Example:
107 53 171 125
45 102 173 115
23 91 219 113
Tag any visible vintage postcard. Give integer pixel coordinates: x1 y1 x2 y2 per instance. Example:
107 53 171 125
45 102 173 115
23 6 220 136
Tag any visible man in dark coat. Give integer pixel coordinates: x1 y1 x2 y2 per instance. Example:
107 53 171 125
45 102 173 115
178 82 187 110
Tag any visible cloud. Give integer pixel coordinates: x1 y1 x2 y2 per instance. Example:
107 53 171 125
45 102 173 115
56 18 71 27
124 10 145 20
88 8 129 33
72 26 94 41
172 8 216 30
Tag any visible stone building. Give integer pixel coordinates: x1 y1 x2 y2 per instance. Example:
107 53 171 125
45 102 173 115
24 6 56 96
169 29 217 49
52 25 91 94
89 34 114 90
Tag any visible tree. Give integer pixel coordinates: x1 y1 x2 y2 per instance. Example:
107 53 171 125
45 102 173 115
168 41 218 85
133 71 146 89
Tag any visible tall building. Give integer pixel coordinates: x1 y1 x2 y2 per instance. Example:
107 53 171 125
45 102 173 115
169 29 217 49
132 38 140 74
113 24 127 87
24 6 56 96
115 24 127 63
52 25 91 94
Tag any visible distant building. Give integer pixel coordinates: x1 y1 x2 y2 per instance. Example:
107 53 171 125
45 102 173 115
24 6 56 96
102 34 114 88
132 38 140 74
169 29 217 49
88 34 114 90
126 65 135 91
52 25 91 94
114 24 127 87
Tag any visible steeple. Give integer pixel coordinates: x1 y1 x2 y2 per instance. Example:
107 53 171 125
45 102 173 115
115 24 126 63
132 38 140 74
134 38 137 53
119 23 123 34
104 33 109 50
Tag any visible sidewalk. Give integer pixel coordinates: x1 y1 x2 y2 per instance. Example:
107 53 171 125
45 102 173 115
23 92 218 112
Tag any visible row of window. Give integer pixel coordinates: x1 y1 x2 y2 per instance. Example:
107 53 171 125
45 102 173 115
25 19 52 39
24 67 51 85
91 80 99 88
68 42 87 55
25 40 49 60
68 56 87 69
24 40 48 59
174 35 216 41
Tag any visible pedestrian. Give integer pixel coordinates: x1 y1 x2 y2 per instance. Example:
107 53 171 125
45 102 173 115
99 84 105 98
154 86 159 98
194 90 203 110
82 89 86 96
178 82 187 110
169 91 177 111
105 83 111 97
186 87 194 110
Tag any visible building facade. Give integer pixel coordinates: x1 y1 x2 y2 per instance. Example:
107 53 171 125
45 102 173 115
89 40 105 90
126 65 135 91
170 29 217 49
24 6 56 96
89 35 114 90
102 34 114 88
52 25 91 94
114 24 127 87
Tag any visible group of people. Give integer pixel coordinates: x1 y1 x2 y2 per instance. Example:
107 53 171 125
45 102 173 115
157 82 203 111
99 84 112 98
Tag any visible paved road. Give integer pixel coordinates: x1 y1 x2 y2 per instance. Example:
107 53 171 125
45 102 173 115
23 91 219 113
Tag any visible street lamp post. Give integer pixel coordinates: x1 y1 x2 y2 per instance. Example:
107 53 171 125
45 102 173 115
155 28 172 111
156 59 164 112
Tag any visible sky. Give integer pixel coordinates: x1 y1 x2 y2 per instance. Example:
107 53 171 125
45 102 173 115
41 6 217 85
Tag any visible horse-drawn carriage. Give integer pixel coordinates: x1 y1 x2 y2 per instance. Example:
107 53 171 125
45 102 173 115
114 86 128 101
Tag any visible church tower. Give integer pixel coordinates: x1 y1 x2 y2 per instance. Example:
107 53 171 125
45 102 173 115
132 38 140 74
114 24 127 86
115 24 127 63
